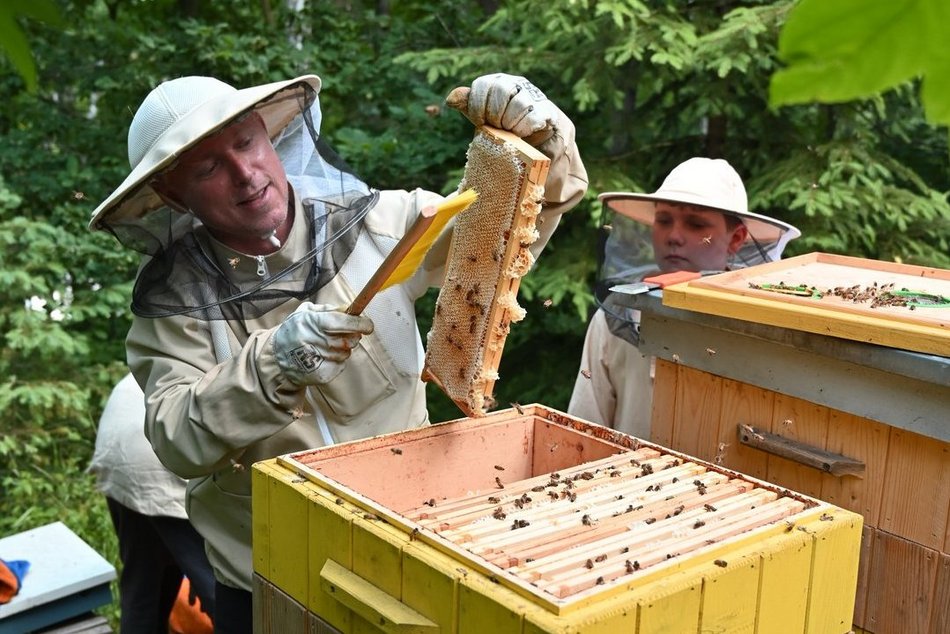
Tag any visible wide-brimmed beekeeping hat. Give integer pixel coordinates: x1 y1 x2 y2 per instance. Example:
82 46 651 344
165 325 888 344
597 157 799 245
89 74 321 231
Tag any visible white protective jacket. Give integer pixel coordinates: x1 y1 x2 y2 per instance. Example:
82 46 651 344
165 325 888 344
567 308 654 439
127 133 586 591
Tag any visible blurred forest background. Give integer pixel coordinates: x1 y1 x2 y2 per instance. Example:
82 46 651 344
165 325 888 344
1 0 947 627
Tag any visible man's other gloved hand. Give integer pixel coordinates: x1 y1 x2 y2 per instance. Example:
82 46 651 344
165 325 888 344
273 302 374 386
447 73 559 147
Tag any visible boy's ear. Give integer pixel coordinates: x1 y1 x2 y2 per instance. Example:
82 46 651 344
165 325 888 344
727 223 749 254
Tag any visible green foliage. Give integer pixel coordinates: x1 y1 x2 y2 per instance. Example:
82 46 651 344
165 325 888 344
771 0 950 125
0 0 62 92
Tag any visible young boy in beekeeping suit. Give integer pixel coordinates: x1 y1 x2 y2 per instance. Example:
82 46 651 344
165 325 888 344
568 158 799 438
90 72 587 632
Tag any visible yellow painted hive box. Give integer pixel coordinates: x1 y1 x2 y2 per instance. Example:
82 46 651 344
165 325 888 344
252 404 863 634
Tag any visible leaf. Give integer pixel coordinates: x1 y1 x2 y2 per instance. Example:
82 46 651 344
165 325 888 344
770 0 950 125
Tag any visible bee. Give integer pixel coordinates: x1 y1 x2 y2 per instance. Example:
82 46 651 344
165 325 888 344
495 477 505 489
423 498 436 507
693 520 706 529
492 507 506 520
487 496 500 504
714 559 728 568
511 519 529 530
228 257 241 269
409 527 421 541
595 554 607 562
511 402 525 415
494 465 505 471
543 298 553 308
625 560 637 574
335 498 344 505
644 517 656 525
580 369 592 379
391 448 403 455
595 576 605 585
72 191 86 200
581 514 594 526
703 503 717 512
705 347 717 356
585 559 594 569
820 513 834 522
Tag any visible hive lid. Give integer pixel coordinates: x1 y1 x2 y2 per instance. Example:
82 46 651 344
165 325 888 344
662 252 950 357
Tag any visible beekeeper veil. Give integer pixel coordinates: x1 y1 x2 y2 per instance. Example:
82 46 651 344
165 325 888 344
595 158 800 345
89 74 375 321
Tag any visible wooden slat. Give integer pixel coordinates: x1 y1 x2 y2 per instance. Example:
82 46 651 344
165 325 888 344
879 428 950 550
717 377 772 479
649 358 678 446
765 394 829 499
851 525 874 629
930 553 950 634
671 366 722 462
865 530 939 633
820 411 890 527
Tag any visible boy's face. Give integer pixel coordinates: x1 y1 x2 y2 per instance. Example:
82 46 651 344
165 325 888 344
153 113 290 254
651 203 748 273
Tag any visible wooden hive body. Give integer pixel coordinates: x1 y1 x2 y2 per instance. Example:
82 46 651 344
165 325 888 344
253 405 863 633
422 127 550 417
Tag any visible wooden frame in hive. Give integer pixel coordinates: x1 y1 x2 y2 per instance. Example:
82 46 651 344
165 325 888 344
422 126 550 417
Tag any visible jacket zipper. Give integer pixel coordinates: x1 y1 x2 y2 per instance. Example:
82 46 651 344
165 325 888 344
256 255 268 277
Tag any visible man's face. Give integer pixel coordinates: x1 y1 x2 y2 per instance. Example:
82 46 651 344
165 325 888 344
651 203 747 273
154 113 289 254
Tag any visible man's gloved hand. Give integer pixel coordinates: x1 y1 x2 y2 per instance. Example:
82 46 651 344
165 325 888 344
272 302 374 386
446 73 559 147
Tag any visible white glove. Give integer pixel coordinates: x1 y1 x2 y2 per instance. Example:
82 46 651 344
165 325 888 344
452 73 559 146
272 302 374 386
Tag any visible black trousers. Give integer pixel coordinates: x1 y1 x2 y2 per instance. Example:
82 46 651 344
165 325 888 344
106 497 215 633
213 581 252 634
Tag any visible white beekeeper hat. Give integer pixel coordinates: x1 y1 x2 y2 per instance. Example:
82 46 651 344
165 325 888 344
89 74 321 231
598 157 800 250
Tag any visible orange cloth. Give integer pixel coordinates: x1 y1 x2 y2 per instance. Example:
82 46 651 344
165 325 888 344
168 576 213 634
0 559 29 604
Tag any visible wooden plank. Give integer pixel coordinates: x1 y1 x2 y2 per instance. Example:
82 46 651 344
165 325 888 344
267 467 312 606
698 553 758 633
351 515 408 601
930 553 950 634
737 424 864 477
765 394 829 499
717 378 772 480
661 252 950 356
649 358 678 446
879 428 950 550
637 578 701 634
252 575 309 634
756 530 811 634
865 530 939 633
401 543 463 633
851 526 874 629
820 411 890 527
307 491 355 631
803 508 863 634
671 365 723 462
688 252 950 328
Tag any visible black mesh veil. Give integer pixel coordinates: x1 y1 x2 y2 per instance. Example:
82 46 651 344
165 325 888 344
100 84 376 321
594 199 799 345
